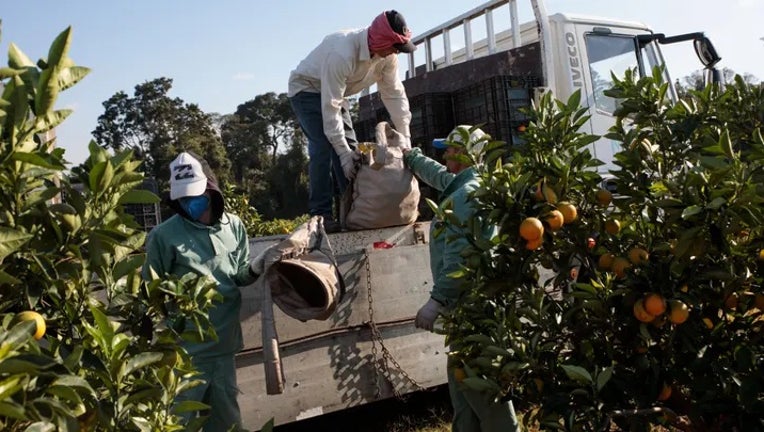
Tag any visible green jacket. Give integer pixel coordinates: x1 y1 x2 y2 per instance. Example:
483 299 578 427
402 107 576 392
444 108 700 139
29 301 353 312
404 148 486 307
143 212 255 358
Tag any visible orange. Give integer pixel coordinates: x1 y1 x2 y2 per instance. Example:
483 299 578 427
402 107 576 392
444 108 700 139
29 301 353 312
556 202 578 224
595 189 613 207
519 217 544 241
702 317 714 329
724 292 739 310
633 300 656 323
453 368 466 383
525 237 543 250
13 311 46 340
628 247 649 265
598 253 615 270
643 293 666 316
667 300 689 324
679 284 689 293
611 257 631 278
755 293 764 310
545 210 564 231
604 219 621 235
758 249 764 261
657 384 672 401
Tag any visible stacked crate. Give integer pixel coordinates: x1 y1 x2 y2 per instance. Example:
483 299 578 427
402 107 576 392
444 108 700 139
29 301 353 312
123 178 161 232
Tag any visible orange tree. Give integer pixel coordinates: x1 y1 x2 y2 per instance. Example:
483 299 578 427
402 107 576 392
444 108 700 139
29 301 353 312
0 27 220 430
439 71 764 431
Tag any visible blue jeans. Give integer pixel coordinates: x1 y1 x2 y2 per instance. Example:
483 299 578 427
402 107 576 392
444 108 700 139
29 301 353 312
289 91 357 218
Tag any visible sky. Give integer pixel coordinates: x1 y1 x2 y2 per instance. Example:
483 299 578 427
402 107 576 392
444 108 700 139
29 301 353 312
2 0 763 165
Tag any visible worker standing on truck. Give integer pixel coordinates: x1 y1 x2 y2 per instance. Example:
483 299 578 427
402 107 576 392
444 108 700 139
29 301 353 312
403 126 519 432
142 151 261 432
288 10 416 232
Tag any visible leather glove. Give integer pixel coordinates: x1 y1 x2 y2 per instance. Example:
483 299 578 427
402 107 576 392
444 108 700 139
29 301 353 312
415 298 444 331
338 150 360 180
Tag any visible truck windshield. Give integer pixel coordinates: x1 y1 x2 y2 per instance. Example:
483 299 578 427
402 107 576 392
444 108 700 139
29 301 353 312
584 33 659 115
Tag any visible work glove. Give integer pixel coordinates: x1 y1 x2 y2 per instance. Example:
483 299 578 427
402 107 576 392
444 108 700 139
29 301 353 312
249 245 283 276
338 149 360 180
400 135 412 150
414 297 444 331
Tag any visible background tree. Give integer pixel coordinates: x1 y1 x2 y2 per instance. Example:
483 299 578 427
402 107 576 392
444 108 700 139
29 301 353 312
92 77 232 194
675 67 759 98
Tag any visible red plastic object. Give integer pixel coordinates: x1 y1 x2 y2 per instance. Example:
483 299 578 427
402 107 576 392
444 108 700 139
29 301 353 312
373 241 394 249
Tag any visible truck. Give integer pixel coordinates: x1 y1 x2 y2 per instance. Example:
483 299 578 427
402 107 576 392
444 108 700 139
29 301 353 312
235 0 722 429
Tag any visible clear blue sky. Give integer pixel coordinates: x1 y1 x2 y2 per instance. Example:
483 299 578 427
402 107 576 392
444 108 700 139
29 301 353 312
2 0 763 165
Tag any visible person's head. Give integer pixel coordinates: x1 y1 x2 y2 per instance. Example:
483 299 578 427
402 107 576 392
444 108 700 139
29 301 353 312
432 125 488 174
168 151 224 225
368 10 416 58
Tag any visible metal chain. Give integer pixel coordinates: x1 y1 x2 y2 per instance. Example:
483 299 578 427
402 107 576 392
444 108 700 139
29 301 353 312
364 250 426 398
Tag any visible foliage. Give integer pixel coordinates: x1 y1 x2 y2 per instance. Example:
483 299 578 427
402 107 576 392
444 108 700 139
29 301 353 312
223 184 308 237
0 26 220 431
92 77 232 195
220 93 309 219
441 69 764 431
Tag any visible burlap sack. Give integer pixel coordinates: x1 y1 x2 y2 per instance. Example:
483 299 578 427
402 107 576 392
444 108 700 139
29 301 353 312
345 122 420 230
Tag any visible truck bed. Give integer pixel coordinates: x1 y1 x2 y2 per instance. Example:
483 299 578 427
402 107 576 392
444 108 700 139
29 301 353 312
237 222 447 430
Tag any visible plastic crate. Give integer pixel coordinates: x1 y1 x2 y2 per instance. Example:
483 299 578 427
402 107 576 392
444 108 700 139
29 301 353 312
409 92 454 152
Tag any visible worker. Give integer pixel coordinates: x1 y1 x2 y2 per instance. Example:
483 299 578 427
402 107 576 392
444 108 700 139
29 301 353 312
143 151 260 431
403 126 519 432
288 10 416 232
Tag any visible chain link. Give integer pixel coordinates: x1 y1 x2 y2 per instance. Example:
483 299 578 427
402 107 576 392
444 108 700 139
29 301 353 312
364 250 426 398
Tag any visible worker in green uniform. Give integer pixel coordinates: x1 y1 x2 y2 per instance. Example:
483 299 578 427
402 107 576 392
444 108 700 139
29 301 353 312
143 151 258 431
404 126 519 432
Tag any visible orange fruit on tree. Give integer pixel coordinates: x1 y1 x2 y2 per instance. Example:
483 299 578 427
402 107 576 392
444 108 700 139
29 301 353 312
453 367 467 383
525 237 543 250
595 189 613 207
545 210 564 231
556 202 578 224
702 317 714 329
628 247 649 265
12 311 46 340
604 219 621 235
657 384 672 401
667 300 689 324
611 257 631 278
755 293 764 310
598 253 615 270
724 292 739 310
519 217 544 241
643 293 666 316
633 300 656 323
758 249 764 261
680 284 689 293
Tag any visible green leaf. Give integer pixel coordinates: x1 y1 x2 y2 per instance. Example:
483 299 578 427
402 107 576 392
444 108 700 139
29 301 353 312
8 43 35 68
681 205 703 219
0 376 23 401
123 352 162 377
561 364 592 384
172 400 210 414
118 189 160 205
11 152 66 170
0 227 33 261
596 366 613 391
56 66 90 92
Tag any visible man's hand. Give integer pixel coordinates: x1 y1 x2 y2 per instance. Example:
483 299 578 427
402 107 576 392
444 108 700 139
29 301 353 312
339 150 360 180
415 298 444 331
250 245 282 276
401 135 412 150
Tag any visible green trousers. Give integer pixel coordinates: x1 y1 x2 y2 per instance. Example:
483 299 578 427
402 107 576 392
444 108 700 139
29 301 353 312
447 358 519 432
178 354 242 432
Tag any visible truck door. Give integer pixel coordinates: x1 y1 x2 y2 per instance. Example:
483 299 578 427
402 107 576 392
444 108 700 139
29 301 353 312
570 25 670 174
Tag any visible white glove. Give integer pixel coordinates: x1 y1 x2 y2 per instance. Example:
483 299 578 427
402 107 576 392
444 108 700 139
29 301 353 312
250 245 282 276
415 298 444 331
401 136 412 150
338 150 360 180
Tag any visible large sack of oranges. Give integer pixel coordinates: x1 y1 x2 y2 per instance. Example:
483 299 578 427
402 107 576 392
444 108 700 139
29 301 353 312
437 73 764 431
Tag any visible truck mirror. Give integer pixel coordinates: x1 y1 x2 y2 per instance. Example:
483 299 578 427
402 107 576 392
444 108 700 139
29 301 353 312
693 36 721 68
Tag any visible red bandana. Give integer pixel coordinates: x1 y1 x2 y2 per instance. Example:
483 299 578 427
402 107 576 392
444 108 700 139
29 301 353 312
368 12 411 52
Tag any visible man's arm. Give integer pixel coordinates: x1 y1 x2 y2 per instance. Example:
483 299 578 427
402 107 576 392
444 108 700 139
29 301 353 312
377 55 411 141
230 214 256 286
320 54 359 179
403 147 455 192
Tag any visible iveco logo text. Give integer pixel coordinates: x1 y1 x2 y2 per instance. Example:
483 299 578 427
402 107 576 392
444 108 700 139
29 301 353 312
565 32 583 88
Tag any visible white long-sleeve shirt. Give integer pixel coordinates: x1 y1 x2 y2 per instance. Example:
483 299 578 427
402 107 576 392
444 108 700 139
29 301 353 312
288 28 411 153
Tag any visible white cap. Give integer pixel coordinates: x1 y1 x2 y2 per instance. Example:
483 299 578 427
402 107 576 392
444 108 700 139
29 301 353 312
433 125 487 152
169 152 208 200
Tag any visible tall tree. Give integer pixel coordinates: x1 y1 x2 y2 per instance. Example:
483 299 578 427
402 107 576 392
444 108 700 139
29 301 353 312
675 67 759 97
93 77 231 192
